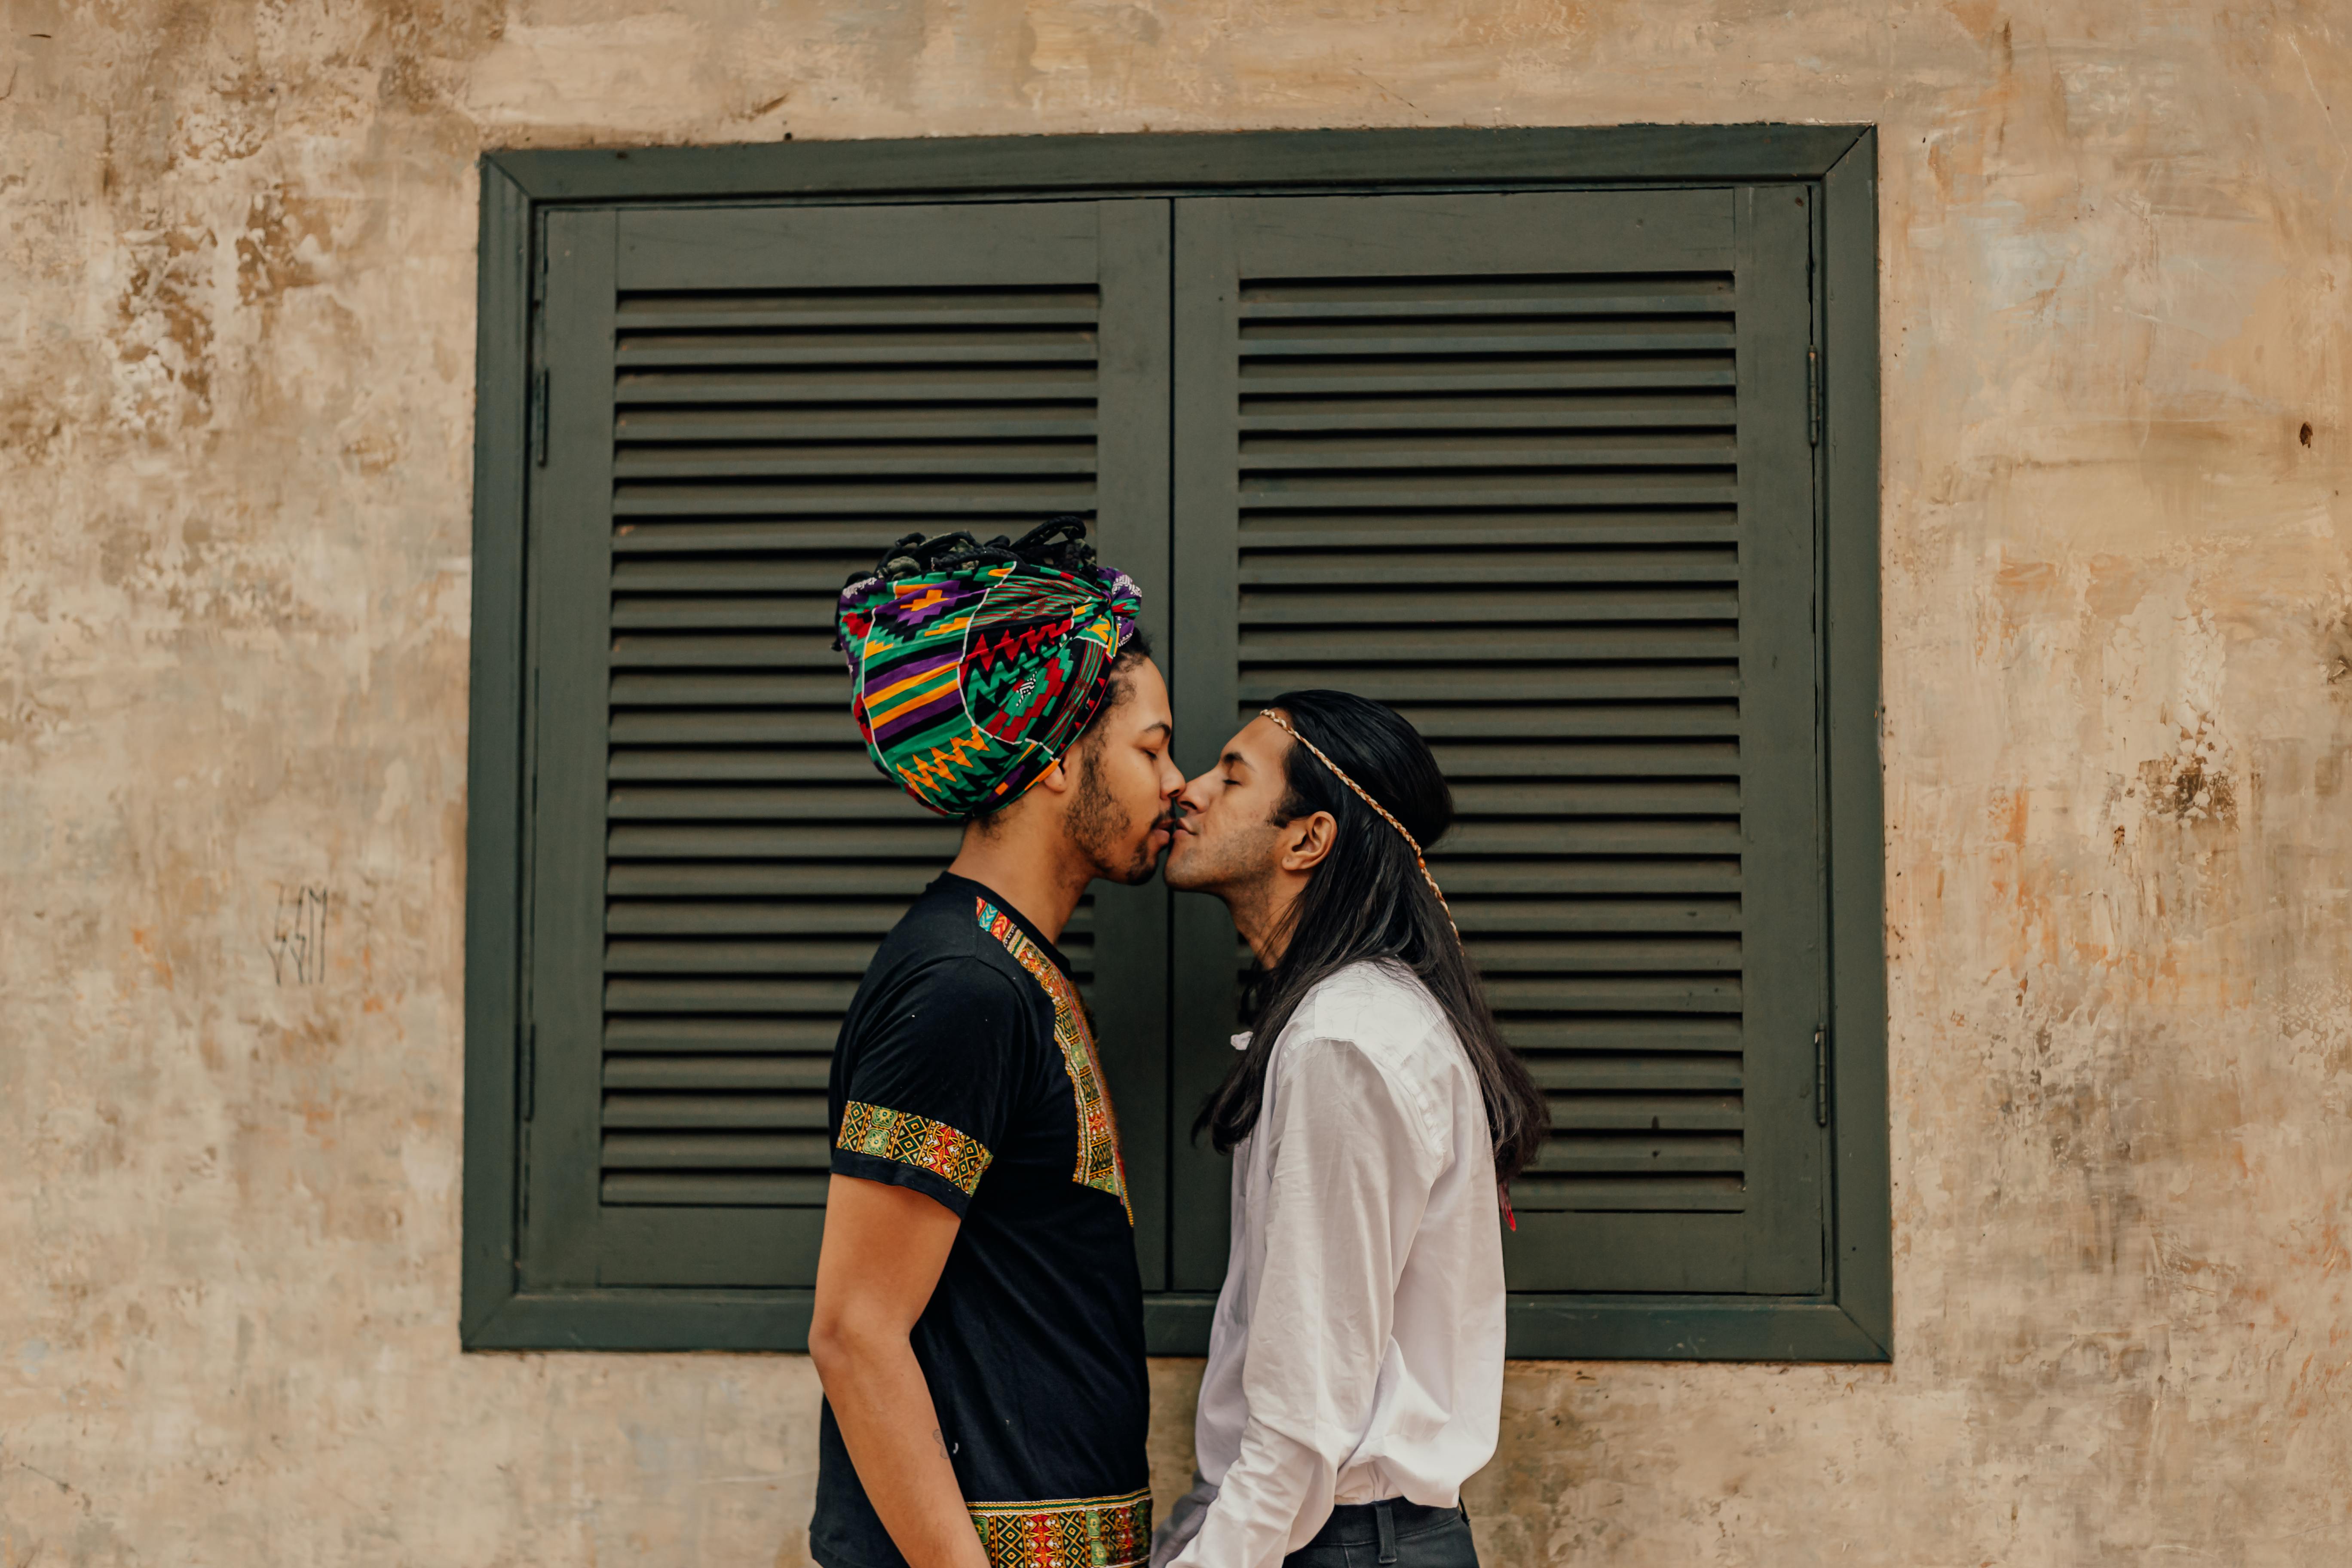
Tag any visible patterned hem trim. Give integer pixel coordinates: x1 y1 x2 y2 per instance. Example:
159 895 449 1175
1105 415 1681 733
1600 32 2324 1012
968 1487 1152 1568
836 1102 992 1195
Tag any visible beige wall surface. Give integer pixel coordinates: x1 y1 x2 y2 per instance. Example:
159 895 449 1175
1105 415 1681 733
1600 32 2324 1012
4 1 2349 1563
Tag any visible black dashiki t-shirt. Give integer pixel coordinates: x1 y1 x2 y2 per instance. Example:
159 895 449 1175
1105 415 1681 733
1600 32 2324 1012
809 872 1150 1568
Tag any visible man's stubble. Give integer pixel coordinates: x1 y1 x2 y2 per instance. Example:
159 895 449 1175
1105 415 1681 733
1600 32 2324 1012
1163 812 1283 942
1066 736 1162 887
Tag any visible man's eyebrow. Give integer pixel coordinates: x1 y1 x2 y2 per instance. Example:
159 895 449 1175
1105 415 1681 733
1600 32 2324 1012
1136 720 1170 739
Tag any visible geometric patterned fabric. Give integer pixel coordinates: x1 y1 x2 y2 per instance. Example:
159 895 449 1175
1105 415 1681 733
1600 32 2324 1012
977 898 1131 1225
967 1487 1152 1568
835 527 1143 819
834 1101 993 1197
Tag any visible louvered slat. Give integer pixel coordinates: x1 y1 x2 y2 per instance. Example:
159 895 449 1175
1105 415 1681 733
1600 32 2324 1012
598 281 1106 1212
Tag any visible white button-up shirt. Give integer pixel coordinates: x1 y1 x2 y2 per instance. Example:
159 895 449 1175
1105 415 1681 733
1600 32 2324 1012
1162 961 1506 1568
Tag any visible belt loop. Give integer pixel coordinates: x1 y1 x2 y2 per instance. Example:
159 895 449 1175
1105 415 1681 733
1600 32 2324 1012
1375 1498 1399 1565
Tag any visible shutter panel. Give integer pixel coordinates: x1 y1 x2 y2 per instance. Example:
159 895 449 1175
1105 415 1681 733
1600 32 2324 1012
1171 190 1826 1296
526 202 1170 1290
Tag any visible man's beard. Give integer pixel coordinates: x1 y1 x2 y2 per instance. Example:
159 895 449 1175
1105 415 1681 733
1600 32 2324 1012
1066 743 1163 886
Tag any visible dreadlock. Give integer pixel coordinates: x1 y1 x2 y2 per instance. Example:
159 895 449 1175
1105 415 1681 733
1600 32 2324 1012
850 514 1103 589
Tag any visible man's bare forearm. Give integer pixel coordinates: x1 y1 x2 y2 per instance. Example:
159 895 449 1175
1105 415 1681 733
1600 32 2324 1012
814 1323 989 1568
811 1175 983 1567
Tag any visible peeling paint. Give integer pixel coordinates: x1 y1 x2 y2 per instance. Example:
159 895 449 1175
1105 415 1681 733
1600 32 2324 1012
3 1 2350 1564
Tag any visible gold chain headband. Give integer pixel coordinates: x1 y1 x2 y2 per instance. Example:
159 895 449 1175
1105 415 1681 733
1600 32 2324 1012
1258 708 1458 940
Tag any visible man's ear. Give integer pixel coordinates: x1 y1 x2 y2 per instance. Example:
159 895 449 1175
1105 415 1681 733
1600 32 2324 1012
1279 810 1338 874
1031 753 1078 798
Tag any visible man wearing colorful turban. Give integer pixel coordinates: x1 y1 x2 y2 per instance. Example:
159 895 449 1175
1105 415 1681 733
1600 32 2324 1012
810 518 1180 1568
836 516 1148 821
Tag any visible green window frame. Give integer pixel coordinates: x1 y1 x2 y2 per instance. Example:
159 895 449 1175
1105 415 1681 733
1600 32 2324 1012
462 127 1888 1361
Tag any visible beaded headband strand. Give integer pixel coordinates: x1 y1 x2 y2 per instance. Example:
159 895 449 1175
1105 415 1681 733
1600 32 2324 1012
1257 707 1459 941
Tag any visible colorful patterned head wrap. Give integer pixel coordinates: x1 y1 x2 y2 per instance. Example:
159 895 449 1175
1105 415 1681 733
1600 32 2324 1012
834 518 1145 819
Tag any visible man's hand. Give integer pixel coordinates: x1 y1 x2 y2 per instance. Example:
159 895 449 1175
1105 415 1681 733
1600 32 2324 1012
809 1175 989 1568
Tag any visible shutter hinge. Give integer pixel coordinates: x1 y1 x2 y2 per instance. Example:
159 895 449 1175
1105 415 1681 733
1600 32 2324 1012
530 368 550 466
1807 347 1822 447
519 1020 536 1123
1814 1026 1830 1127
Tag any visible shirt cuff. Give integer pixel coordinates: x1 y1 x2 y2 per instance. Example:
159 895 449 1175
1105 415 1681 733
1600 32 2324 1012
830 1101 992 1216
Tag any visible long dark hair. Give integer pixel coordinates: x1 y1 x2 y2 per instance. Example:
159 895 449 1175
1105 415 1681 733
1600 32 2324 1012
1194 690 1550 1182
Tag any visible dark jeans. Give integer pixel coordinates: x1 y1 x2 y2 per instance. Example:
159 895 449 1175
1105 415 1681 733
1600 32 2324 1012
1282 1499 1478 1568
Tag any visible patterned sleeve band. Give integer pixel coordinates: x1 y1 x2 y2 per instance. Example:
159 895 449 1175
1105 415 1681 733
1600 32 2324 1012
836 1102 993 1196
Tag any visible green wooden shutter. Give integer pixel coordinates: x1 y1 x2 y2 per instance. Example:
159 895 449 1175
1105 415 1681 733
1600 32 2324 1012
1169 189 1826 1297
524 201 1172 1291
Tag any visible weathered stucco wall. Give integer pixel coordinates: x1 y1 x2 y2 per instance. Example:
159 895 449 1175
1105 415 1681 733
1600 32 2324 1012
4 2 2349 1563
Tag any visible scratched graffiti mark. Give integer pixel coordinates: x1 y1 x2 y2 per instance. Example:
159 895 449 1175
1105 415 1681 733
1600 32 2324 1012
268 885 329 985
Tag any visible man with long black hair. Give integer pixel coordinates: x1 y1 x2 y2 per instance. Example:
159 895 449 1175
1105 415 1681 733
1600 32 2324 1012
809 519 1182 1568
1154 692 1548 1568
